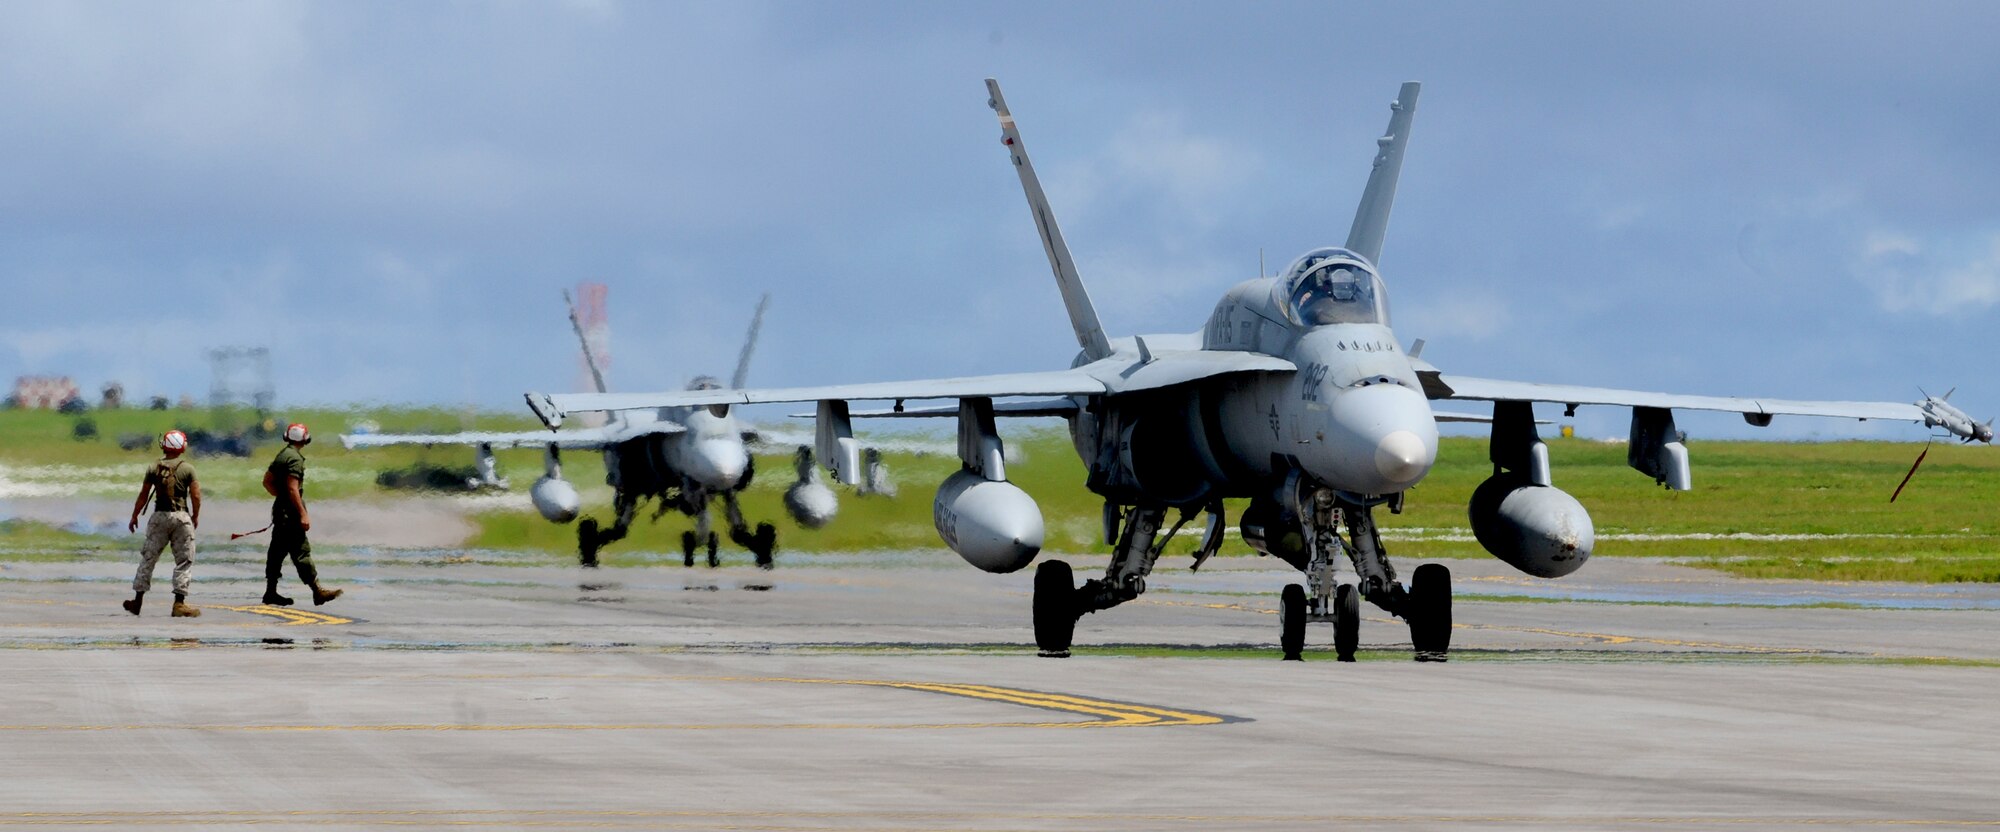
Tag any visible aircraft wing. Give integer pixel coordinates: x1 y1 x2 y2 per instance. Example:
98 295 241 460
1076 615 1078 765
340 424 651 451
1432 409 1513 424
1426 373 1926 423
833 399 1082 419
529 350 1296 428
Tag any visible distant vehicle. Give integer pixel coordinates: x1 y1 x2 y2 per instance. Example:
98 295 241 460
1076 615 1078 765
347 292 862 569
529 80 1988 661
117 427 255 457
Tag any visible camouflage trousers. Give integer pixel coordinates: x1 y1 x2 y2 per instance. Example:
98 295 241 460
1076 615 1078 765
135 511 195 596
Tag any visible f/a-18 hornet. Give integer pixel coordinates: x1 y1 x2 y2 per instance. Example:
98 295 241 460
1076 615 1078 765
528 80 1989 660
349 291 844 569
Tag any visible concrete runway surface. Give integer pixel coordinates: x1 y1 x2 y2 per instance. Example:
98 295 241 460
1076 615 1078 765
1 546 1996 830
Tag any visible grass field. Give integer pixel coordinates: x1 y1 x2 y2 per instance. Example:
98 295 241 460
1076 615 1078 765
4 407 1997 582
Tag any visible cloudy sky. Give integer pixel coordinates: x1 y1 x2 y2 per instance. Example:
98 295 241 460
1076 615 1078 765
3 1 1996 440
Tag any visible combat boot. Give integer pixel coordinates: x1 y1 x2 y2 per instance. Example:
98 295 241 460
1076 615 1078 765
122 593 143 616
311 585 343 606
171 594 201 618
262 581 294 607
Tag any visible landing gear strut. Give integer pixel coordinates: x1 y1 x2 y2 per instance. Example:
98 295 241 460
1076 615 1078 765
1033 504 1210 657
722 492 777 570
577 494 638 568
1280 487 1453 662
681 529 718 568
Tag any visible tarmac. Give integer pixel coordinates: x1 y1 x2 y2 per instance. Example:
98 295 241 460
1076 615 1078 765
1 541 1996 830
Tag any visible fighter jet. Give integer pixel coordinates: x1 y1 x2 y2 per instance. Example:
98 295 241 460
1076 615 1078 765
347 291 840 569
526 80 1988 661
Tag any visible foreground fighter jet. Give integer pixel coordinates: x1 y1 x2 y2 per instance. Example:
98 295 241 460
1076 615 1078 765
348 291 840 569
527 80 1988 660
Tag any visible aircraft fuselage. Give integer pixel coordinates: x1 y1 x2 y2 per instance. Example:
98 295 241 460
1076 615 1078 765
1074 257 1439 509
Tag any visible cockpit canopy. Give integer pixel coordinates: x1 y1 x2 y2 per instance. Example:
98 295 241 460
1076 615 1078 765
1279 247 1388 327
687 376 723 391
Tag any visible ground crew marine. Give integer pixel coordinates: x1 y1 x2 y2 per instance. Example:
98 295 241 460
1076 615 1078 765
261 422 342 607
124 430 201 618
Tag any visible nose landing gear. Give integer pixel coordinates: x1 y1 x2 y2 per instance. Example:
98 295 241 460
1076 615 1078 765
1279 489 1452 662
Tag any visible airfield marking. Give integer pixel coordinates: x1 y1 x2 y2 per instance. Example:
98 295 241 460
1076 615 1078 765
0 677 1231 732
202 604 353 626
1136 597 1820 654
1446 621 1822 654
3 810 1999 828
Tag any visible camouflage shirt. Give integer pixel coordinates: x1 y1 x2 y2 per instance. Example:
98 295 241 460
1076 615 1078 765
269 445 307 520
148 458 196 513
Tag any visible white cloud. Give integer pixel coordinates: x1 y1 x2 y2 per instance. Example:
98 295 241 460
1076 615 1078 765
1592 201 1647 231
1073 250 1242 323
556 0 621 23
1864 230 1919 259
1105 112 1257 225
1047 110 1260 232
1860 230 2000 317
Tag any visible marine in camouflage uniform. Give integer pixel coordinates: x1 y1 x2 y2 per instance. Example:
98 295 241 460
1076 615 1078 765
124 430 202 618
261 423 342 607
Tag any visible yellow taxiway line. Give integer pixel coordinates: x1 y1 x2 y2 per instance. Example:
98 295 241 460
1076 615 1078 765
201 604 353 626
0 676 1228 732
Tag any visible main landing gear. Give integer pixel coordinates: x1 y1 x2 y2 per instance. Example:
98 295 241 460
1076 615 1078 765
577 494 639 568
1283 489 1452 662
1033 504 1218 658
579 489 778 570
677 491 776 570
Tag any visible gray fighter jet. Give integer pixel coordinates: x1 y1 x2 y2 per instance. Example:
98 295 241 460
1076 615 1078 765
527 80 1988 660
348 292 839 569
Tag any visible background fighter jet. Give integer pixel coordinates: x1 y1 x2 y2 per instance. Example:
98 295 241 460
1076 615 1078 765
347 290 843 569
527 80 1987 661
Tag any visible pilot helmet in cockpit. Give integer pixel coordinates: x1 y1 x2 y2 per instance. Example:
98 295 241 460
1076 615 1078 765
1280 247 1385 327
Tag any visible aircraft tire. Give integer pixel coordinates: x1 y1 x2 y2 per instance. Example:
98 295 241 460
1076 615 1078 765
578 519 600 568
706 532 719 569
752 522 777 570
1410 563 1452 662
1280 584 1307 661
1032 559 1076 658
1334 583 1359 662
681 531 698 568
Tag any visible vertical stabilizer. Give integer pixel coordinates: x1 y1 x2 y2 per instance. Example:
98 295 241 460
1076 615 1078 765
732 293 771 390
1344 82 1421 266
986 79 1114 362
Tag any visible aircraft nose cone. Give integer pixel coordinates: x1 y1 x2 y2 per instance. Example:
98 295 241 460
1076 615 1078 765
692 441 748 489
1319 383 1439 494
1375 429 1430 484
